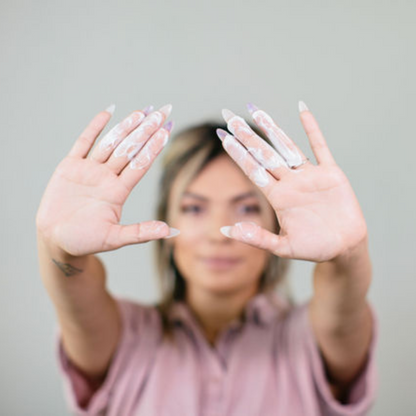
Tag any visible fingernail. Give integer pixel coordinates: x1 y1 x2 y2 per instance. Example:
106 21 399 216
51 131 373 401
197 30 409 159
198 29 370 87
105 104 115 115
235 221 258 240
159 104 173 118
216 128 228 141
220 226 232 238
143 105 154 115
164 227 180 239
298 100 309 113
221 109 236 122
247 103 260 114
163 120 174 133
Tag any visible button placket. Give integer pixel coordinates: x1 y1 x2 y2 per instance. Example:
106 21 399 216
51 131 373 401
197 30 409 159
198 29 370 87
203 348 225 391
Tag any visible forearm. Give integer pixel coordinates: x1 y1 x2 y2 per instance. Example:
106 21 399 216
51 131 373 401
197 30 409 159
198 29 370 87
312 236 373 333
38 233 122 376
37 233 112 329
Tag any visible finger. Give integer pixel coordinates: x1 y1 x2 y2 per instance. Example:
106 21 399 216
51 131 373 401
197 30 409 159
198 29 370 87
90 105 153 163
221 109 290 180
298 101 336 166
106 104 172 175
246 104 308 169
119 121 173 192
220 221 292 258
216 130 276 196
104 221 180 251
68 105 115 158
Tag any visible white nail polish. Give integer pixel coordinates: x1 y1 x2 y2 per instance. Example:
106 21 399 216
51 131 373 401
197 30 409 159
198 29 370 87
251 166 269 187
143 105 154 115
235 221 258 241
164 227 180 239
222 109 235 122
105 104 115 115
220 226 233 238
298 101 309 113
159 104 173 118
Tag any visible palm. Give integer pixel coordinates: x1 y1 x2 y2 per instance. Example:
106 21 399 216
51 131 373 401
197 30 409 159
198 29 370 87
269 164 366 262
37 106 173 256
220 105 368 263
38 157 127 256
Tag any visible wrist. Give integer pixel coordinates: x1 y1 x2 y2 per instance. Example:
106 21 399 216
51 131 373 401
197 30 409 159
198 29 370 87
37 235 92 279
330 236 371 276
37 231 88 263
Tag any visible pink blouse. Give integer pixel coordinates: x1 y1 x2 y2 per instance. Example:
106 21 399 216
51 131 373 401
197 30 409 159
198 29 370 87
55 291 379 415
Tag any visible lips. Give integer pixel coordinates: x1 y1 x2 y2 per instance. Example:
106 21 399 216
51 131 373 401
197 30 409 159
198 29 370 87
200 256 242 270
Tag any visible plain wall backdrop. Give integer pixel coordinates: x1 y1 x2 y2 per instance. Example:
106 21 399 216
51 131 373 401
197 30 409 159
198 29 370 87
1 1 415 414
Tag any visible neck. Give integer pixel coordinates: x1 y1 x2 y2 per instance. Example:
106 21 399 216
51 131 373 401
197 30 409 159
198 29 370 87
185 283 259 346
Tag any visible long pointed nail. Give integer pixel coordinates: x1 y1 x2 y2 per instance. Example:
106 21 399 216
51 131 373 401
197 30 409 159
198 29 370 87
216 128 228 141
221 109 236 122
220 226 233 238
247 103 259 114
159 104 173 118
143 105 154 115
105 104 115 115
298 100 309 113
163 120 174 132
164 227 180 239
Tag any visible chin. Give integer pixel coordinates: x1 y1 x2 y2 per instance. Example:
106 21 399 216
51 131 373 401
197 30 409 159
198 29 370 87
195 272 256 295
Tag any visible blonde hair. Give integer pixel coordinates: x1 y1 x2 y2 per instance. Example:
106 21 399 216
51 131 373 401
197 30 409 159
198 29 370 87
154 121 294 343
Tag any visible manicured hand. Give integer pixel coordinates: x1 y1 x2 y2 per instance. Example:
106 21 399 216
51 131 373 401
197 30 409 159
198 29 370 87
36 104 178 257
217 102 367 263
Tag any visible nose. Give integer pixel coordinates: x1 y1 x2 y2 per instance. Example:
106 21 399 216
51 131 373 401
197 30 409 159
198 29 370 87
205 210 233 243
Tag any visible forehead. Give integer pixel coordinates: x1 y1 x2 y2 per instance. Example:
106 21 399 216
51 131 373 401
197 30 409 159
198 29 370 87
184 155 258 201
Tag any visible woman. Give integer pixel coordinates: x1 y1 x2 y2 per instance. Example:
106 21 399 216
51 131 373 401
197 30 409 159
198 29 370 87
36 102 378 415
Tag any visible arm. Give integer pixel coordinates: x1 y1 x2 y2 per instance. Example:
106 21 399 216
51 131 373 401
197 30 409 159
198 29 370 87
37 235 121 382
37 104 174 385
217 102 376 403
309 237 373 402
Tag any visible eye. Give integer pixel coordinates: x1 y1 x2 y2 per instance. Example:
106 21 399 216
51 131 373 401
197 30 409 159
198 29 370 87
239 204 261 215
181 204 204 214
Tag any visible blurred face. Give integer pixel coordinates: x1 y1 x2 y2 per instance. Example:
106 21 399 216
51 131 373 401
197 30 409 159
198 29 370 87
168 154 277 297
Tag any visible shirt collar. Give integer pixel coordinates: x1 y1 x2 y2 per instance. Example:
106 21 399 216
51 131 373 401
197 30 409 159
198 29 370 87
167 291 290 329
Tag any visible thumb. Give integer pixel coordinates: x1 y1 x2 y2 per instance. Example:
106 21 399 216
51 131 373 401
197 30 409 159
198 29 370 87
220 221 292 258
105 221 180 250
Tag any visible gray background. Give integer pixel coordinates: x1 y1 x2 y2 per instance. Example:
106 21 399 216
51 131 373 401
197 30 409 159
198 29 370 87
1 0 415 414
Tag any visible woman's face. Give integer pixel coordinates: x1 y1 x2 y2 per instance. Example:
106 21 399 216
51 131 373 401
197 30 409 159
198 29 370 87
168 154 277 297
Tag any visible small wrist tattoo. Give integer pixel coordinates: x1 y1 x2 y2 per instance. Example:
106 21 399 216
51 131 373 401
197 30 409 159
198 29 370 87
52 258 83 277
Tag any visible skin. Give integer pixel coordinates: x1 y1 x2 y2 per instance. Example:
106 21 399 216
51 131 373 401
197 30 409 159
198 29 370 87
37 102 373 404
217 104 373 402
167 154 277 345
37 104 175 257
36 104 176 390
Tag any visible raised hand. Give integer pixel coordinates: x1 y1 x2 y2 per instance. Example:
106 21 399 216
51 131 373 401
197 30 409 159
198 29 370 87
216 102 368 263
36 104 177 257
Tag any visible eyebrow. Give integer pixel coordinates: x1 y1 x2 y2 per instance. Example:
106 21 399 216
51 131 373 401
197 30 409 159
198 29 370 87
182 191 259 203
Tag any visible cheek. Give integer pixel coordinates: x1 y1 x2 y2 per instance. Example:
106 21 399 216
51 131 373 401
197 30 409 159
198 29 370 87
242 244 270 271
261 208 278 233
171 219 203 265
172 228 203 282
174 234 199 256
